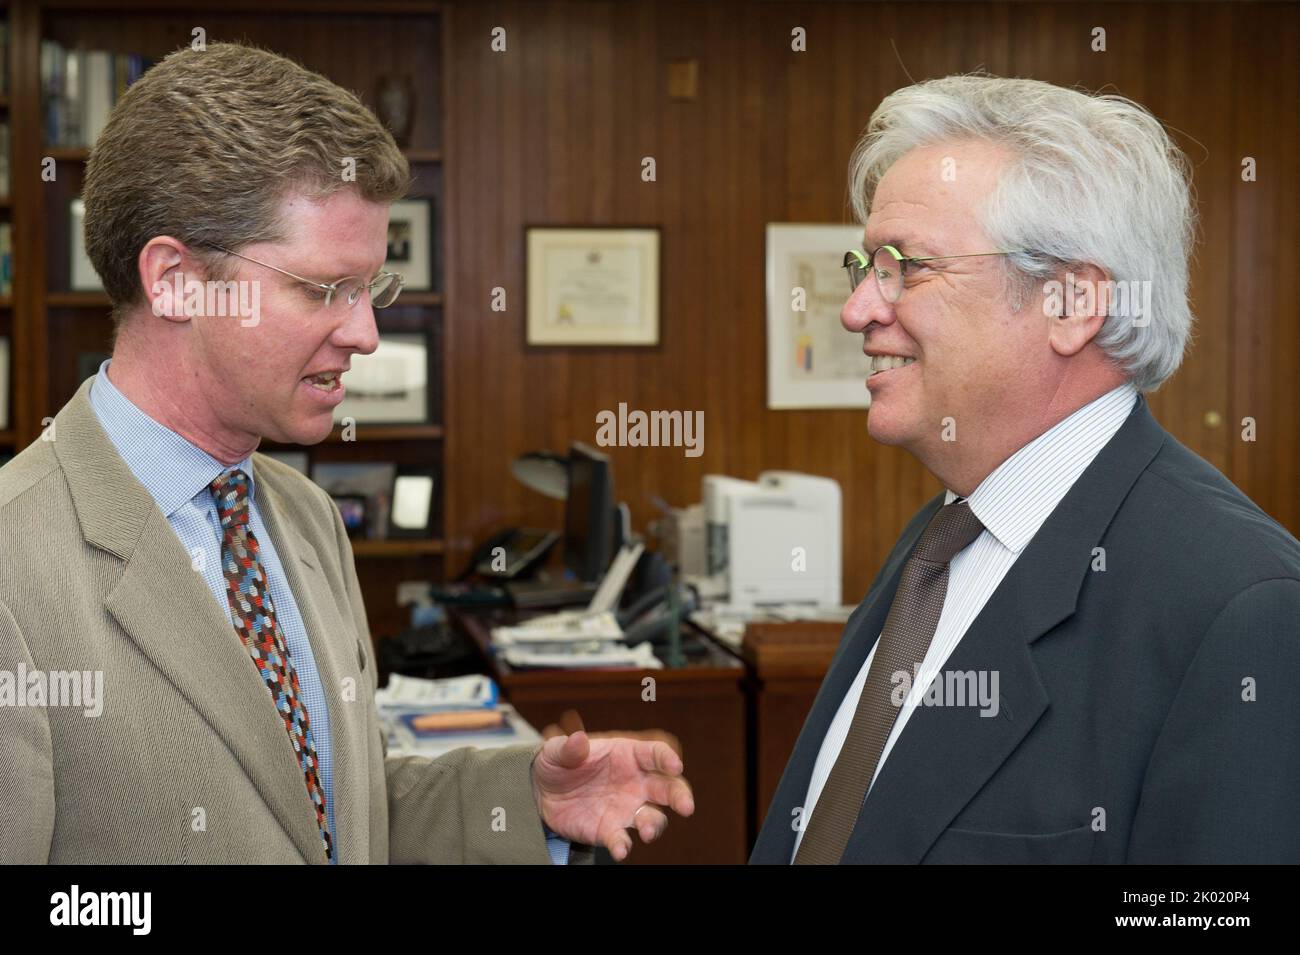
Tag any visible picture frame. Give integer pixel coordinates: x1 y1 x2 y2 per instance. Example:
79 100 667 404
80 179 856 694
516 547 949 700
333 495 368 539
765 223 872 409
386 198 434 292
70 198 105 292
388 467 438 539
526 226 660 346
333 332 429 425
310 461 397 540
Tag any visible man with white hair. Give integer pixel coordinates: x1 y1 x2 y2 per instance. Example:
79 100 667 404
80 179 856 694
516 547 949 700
752 74 1300 864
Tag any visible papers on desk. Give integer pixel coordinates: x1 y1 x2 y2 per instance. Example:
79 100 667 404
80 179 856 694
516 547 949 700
501 640 661 670
376 673 541 758
375 672 498 709
490 609 663 669
492 610 624 644
689 603 857 649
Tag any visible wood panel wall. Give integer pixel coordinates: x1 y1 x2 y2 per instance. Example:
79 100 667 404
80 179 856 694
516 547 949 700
442 0 1300 602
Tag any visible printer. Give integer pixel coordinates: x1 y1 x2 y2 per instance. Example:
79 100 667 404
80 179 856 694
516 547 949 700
698 471 842 610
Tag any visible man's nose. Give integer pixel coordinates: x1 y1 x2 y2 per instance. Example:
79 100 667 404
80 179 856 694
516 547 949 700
331 297 380 356
841 273 894 334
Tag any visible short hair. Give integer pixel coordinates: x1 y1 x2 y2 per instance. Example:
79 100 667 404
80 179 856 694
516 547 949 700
847 73 1197 392
83 41 410 328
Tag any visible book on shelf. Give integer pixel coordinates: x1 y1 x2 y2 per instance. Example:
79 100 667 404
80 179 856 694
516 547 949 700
0 122 9 197
41 40 154 150
0 223 12 298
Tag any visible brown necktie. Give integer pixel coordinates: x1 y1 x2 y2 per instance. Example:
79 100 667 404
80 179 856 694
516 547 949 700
794 500 985 864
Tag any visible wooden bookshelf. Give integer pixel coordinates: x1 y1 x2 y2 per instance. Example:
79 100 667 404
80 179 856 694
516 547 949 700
1 0 450 642
44 145 87 161
45 291 108 307
351 538 445 558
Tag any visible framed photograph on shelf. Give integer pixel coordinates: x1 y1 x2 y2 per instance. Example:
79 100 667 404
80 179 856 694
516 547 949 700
333 332 428 425
765 223 872 409
385 198 433 291
388 467 438 539
310 461 397 540
70 198 104 292
526 226 660 346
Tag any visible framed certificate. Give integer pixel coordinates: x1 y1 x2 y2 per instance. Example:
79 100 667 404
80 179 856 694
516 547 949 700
765 223 872 409
526 227 659 346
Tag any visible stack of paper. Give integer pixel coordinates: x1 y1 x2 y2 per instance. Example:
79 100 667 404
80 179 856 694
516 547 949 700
490 611 663 669
376 673 541 757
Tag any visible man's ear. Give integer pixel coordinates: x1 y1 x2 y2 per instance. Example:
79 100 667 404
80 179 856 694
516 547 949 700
1047 262 1110 358
138 236 201 325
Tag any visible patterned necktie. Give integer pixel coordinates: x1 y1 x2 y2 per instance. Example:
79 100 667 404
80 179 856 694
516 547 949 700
210 468 332 862
794 500 985 865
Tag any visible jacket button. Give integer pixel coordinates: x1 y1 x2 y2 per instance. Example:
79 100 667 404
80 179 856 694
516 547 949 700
357 639 367 671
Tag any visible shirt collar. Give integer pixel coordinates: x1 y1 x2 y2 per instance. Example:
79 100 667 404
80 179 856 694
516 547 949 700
88 359 256 519
944 384 1139 554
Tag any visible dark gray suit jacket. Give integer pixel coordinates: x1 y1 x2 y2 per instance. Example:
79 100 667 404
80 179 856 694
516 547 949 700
751 396 1300 863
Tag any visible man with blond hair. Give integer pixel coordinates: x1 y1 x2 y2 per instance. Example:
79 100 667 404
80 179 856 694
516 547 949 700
753 74 1300 864
0 42 692 864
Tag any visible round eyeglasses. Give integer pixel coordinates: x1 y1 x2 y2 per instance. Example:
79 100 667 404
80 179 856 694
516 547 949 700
843 245 1023 304
211 245 406 309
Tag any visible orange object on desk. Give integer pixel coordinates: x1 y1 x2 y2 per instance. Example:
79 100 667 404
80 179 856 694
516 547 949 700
410 709 506 732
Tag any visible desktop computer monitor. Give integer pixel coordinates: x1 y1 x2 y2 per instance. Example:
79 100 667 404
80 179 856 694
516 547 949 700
564 442 616 583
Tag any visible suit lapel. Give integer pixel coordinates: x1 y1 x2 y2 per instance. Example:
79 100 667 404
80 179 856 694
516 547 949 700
749 495 941 863
256 473 371 865
840 564 1050 862
55 381 327 864
842 396 1167 862
751 395 1168 864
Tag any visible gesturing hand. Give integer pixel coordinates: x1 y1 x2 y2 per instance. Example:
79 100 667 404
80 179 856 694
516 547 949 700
531 731 695 861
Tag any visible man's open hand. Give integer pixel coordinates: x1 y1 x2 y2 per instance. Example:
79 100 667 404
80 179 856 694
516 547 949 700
531 731 695 861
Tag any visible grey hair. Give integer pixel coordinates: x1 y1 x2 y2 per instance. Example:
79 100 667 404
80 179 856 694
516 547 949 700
848 74 1197 393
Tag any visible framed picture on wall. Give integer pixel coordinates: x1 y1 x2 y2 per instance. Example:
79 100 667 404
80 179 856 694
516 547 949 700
385 198 434 291
526 226 660 346
333 332 429 425
70 198 104 292
765 223 872 409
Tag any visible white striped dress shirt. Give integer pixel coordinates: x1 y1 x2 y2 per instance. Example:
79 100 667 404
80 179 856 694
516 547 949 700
792 383 1139 860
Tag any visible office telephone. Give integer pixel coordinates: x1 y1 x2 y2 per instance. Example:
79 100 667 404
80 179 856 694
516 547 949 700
462 527 560 580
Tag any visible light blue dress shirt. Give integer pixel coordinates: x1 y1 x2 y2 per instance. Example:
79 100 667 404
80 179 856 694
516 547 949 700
89 360 339 862
89 360 569 865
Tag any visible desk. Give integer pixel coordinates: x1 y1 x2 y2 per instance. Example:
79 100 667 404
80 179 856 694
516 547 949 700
452 608 749 864
738 621 841 844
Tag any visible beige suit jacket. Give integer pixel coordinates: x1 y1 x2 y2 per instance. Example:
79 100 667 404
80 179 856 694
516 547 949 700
0 379 554 864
